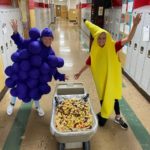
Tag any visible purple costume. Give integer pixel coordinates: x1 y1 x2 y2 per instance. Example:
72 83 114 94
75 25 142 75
5 28 65 103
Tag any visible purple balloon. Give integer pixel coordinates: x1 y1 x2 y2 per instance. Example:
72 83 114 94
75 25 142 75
22 98 31 103
5 78 16 88
40 62 50 74
47 55 58 67
19 49 30 59
12 63 19 73
29 28 40 40
10 88 18 97
29 68 40 79
11 52 20 62
29 88 41 100
57 57 64 68
39 84 51 94
5 66 13 76
11 74 18 81
26 78 38 89
20 60 30 71
18 71 28 80
17 83 28 99
28 41 41 54
40 74 52 83
30 55 42 67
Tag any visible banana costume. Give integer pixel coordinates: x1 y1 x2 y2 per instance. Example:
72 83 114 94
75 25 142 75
85 21 122 119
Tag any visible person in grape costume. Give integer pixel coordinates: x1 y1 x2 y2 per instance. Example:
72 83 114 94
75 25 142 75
6 20 68 116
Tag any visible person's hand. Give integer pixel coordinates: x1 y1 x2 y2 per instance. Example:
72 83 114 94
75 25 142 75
10 19 18 33
74 73 80 80
65 75 69 80
133 14 141 26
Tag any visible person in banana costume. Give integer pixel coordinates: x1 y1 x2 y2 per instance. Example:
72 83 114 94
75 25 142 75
75 14 141 129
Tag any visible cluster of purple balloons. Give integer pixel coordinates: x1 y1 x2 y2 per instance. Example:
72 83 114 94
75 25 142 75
5 28 64 103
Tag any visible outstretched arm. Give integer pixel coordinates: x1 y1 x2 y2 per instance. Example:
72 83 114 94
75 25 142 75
121 14 141 46
74 64 89 80
10 19 24 49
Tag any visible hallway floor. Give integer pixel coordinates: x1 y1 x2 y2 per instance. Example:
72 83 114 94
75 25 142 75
0 18 150 150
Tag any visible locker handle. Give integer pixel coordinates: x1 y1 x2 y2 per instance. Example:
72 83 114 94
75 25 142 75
10 40 12 46
134 43 137 50
140 46 144 54
6 43 8 49
148 50 150 58
1 46 4 53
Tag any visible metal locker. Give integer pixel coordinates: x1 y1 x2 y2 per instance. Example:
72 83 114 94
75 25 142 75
134 11 150 85
0 9 10 69
2 9 13 66
128 9 146 80
50 3 55 23
140 42 150 93
124 40 132 74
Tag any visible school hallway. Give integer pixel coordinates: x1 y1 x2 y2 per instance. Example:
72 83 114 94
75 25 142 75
0 17 150 150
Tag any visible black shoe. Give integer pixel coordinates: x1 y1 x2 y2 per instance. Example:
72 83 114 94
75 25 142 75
114 117 128 129
96 113 107 127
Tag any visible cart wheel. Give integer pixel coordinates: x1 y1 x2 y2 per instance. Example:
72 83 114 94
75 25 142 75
83 141 90 150
58 143 65 150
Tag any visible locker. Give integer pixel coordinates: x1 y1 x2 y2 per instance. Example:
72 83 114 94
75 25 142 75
124 40 132 73
128 9 146 80
134 12 150 85
1 9 15 66
140 42 150 93
50 3 55 23
0 9 10 69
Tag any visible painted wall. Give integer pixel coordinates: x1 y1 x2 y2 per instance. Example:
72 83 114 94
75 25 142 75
54 0 67 5
0 0 12 5
67 0 77 9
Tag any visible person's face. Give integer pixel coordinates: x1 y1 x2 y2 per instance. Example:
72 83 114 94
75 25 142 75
97 32 106 47
42 36 53 47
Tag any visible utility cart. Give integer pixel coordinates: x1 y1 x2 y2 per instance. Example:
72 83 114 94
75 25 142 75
50 83 98 150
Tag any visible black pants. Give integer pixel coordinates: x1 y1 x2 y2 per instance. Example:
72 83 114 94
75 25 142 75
100 99 120 115
98 99 120 126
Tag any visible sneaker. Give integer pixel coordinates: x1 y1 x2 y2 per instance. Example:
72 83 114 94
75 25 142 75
7 104 14 115
36 107 45 117
114 117 128 129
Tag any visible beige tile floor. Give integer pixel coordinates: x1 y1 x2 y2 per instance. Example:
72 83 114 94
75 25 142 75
0 18 150 150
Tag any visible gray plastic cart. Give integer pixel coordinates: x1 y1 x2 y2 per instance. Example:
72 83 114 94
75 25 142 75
50 83 98 150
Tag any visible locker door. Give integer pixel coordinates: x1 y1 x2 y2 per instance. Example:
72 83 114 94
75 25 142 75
128 10 145 80
134 12 150 85
124 40 132 74
140 42 150 93
0 9 9 69
51 4 55 23
3 9 12 66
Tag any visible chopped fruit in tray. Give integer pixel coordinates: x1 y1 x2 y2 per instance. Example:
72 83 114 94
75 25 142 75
55 98 93 132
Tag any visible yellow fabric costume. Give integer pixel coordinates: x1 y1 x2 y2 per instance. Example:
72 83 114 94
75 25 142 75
85 20 122 119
